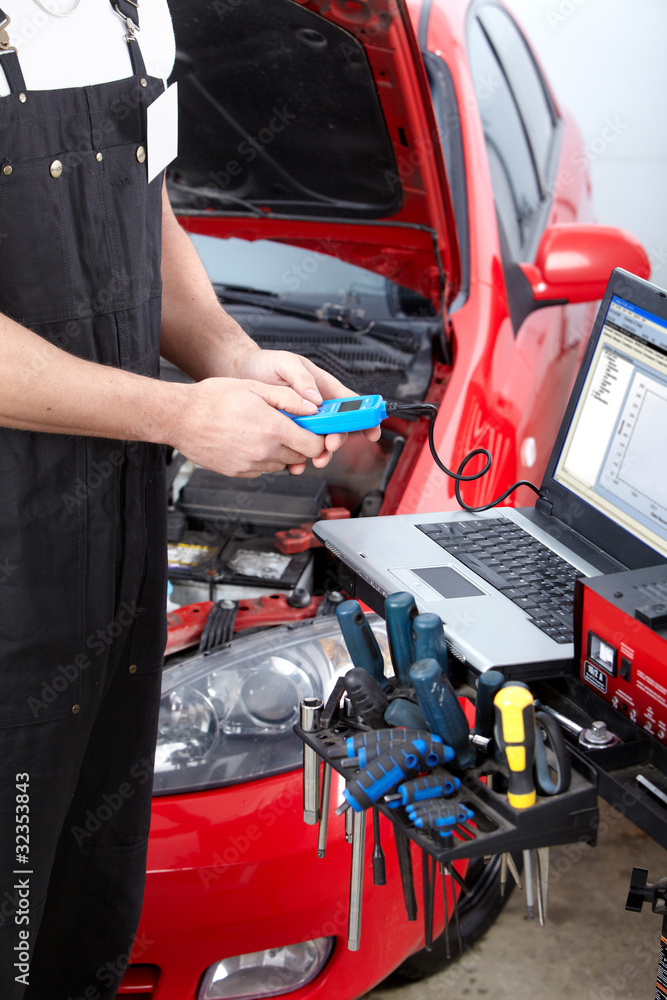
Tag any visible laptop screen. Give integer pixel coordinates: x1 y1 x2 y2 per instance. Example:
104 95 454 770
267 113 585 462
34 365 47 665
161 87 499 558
554 294 667 557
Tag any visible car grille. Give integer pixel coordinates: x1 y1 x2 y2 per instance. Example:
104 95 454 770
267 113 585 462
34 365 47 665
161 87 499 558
253 328 433 402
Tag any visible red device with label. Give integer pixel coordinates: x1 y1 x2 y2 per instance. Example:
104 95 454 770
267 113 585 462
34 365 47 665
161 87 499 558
575 564 667 743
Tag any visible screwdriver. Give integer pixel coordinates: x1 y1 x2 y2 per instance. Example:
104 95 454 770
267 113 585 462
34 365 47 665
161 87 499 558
384 697 429 731
344 668 389 729
494 683 537 920
385 591 418 685
331 727 444 761
410 658 475 770
394 827 418 921
336 600 389 690
443 864 464 953
440 862 452 958
422 849 435 950
411 804 475 830
384 770 462 808
371 807 386 885
413 613 450 679
341 740 453 773
341 740 447 812
474 669 505 738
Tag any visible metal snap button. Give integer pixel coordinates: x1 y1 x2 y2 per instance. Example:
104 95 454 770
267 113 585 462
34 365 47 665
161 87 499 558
3 164 12 176
72 704 80 714
136 145 146 164
129 664 138 674
96 151 103 162
50 159 63 178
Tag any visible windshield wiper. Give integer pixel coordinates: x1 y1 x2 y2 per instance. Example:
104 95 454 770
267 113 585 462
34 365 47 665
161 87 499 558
168 181 270 218
213 285 420 351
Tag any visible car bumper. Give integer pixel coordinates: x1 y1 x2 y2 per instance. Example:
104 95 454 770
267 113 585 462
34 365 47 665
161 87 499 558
123 768 451 1000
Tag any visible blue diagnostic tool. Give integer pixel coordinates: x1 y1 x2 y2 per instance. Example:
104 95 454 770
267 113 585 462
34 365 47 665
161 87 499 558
283 394 388 434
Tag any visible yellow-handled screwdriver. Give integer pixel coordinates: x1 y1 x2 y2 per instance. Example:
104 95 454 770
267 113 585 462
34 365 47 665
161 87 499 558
494 684 537 919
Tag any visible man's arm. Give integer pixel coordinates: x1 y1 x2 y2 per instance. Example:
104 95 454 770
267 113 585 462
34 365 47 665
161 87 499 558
0 310 329 478
159 183 264 384
158 183 381 469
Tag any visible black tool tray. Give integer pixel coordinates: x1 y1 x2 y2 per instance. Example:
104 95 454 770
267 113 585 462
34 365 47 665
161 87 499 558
534 677 667 852
295 719 599 865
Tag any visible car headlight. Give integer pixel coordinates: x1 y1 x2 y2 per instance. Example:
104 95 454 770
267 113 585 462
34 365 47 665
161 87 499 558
154 615 388 795
198 939 333 1000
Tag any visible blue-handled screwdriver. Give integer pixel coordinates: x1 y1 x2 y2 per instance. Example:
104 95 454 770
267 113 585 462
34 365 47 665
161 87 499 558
413 613 450 679
384 771 462 808
336 600 389 690
344 737 452 772
340 737 449 812
409 658 475 770
330 728 444 760
340 748 424 813
385 592 418 685
411 804 475 829
384 698 429 731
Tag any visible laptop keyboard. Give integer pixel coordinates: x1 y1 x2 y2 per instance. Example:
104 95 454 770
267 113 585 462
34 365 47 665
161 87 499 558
418 517 584 644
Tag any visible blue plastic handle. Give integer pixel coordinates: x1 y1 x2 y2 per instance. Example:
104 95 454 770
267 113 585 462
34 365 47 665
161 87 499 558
385 592 418 685
336 600 388 690
409 658 475 770
413 613 450 679
384 698 428 731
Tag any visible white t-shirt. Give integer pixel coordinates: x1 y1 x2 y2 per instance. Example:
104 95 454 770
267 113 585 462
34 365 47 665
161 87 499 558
0 0 175 95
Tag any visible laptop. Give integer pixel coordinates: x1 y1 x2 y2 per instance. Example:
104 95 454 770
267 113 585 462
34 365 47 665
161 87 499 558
314 269 667 678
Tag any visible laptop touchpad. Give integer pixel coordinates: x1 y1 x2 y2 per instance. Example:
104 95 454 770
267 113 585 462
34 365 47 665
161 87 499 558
391 566 485 600
414 567 485 598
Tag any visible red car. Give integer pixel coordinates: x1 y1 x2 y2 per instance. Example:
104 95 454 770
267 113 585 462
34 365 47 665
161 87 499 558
118 1 649 997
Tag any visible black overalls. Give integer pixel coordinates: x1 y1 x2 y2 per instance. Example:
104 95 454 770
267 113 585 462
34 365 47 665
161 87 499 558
0 5 168 997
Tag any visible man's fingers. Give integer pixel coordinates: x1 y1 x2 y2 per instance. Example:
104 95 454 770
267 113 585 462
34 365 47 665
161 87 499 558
297 357 353 401
324 431 348 453
238 351 324 405
270 353 323 404
249 380 319 416
311 449 333 469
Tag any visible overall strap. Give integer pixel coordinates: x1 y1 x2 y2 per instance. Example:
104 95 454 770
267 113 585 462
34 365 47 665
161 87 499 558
0 11 26 96
112 0 139 32
110 0 147 78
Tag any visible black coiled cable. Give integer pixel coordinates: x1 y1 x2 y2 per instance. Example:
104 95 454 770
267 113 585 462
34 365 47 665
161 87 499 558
386 402 543 513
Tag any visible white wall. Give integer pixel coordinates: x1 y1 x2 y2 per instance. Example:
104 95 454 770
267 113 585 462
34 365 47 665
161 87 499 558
504 0 667 287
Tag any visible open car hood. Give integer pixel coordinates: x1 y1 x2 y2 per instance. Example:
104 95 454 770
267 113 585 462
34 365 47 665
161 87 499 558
167 0 461 310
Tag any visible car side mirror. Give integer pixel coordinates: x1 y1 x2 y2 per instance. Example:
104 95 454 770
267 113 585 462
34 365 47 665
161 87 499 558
518 224 651 305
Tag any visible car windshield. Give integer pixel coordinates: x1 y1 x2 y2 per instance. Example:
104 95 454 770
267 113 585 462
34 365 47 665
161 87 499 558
191 233 434 321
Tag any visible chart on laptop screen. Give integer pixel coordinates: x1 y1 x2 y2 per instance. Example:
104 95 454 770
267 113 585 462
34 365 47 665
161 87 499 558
555 295 667 556
599 370 667 522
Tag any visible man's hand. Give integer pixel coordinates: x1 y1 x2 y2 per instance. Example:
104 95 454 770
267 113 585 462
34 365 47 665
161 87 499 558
169 377 331 478
234 349 382 473
159 186 381 475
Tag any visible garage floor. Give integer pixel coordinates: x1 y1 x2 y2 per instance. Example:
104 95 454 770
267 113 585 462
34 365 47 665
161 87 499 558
366 4 667 998
363 800 667 1000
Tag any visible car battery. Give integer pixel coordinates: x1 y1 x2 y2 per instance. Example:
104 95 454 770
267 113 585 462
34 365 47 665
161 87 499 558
574 564 667 742
177 469 330 529
167 528 314 606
